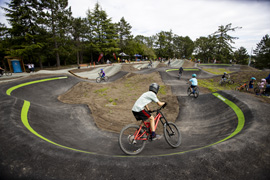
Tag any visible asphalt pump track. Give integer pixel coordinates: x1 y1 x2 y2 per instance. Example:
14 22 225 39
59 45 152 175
0 67 269 179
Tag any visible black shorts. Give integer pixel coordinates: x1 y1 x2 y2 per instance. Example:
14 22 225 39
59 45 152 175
132 110 151 121
191 85 197 88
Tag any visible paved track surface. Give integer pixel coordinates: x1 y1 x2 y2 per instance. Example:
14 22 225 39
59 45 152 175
0 66 269 179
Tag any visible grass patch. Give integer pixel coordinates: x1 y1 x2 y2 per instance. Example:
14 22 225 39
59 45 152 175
203 68 234 75
198 79 235 92
94 87 109 96
159 85 167 95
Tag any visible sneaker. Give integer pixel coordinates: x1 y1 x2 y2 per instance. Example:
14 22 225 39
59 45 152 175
151 134 162 141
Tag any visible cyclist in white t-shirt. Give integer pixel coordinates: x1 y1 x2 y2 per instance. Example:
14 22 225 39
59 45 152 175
132 83 166 141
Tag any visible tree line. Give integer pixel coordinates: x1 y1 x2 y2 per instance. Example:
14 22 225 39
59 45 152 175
0 0 269 69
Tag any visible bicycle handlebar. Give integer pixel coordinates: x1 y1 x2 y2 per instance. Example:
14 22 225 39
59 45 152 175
151 102 167 113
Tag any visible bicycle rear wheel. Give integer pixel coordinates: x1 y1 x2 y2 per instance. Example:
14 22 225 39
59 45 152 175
119 124 146 155
187 88 191 96
164 122 181 148
96 77 101 83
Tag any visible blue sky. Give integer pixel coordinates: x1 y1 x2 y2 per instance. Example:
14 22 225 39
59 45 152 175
1 0 270 53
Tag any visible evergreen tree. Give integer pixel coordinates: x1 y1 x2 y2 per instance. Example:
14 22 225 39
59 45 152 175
42 0 72 67
254 34 270 69
212 23 241 62
234 47 249 65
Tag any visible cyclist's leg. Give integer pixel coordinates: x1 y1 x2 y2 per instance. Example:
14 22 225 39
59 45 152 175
149 116 155 133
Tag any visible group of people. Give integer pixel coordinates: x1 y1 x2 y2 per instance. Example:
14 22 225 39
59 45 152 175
249 74 270 96
25 63 35 73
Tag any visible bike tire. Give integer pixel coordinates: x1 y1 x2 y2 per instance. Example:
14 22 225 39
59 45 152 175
194 91 199 98
5 71 12 76
96 77 101 83
104 76 109 82
235 86 240 91
229 79 234 84
254 87 260 94
164 122 181 148
119 124 146 155
187 88 191 96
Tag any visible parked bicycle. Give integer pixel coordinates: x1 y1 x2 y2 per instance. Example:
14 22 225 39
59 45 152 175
96 73 109 83
235 82 248 92
0 70 12 77
119 103 181 155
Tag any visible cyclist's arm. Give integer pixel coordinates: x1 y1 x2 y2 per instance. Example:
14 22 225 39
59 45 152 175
157 101 165 107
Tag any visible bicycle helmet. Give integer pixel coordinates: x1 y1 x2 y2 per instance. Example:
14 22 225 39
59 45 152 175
149 83 160 94
224 72 227 74
251 77 256 80
192 74 197 78
101 69 103 71
261 79 266 82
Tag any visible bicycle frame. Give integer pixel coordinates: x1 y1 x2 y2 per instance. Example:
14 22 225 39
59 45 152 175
133 110 167 141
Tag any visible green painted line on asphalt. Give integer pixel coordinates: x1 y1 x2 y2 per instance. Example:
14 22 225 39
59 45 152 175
21 100 96 154
6 76 68 96
7 77 245 157
165 68 200 72
150 92 245 157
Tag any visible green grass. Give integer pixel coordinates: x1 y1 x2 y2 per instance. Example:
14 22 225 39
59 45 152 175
94 87 109 96
198 79 235 92
202 68 234 75
159 85 167 95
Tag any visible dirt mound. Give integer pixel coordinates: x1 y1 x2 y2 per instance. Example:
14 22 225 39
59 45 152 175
121 64 138 72
182 60 195 68
58 72 179 133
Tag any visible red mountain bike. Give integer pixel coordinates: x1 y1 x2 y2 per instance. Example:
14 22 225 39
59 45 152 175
118 103 181 155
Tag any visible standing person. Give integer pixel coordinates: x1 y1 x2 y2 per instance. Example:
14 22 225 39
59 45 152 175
25 63 32 73
30 63 35 72
179 67 184 80
259 79 266 95
167 59 171 67
132 83 166 141
248 77 256 92
265 73 270 84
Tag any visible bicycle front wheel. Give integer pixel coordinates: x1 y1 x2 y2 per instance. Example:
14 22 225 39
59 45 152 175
164 122 181 148
96 77 101 83
104 76 109 82
5 71 12 76
119 124 146 155
254 87 260 94
228 79 234 84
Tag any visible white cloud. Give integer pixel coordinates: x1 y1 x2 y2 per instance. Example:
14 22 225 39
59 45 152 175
1 0 270 53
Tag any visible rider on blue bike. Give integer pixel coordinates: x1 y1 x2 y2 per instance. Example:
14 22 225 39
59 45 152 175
100 69 105 78
189 74 198 94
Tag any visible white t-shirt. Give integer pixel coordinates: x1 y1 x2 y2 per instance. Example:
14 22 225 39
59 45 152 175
132 91 159 112
189 78 198 86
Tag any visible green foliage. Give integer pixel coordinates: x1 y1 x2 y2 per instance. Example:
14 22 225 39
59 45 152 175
254 34 270 69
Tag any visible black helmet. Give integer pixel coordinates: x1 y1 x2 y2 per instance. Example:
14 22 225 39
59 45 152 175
149 83 160 94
